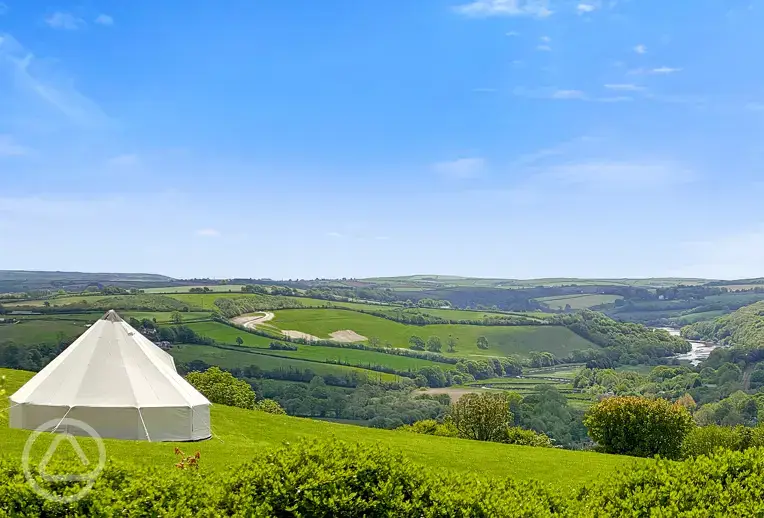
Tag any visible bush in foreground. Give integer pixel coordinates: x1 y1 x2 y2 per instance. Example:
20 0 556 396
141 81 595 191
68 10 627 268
584 396 694 459
185 366 256 410
682 424 764 458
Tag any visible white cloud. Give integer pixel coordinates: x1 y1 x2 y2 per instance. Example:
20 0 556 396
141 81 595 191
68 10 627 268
0 33 110 127
552 89 585 99
45 12 85 30
540 35 551 42
0 135 30 157
506 31 520 36
327 231 344 238
651 66 682 74
537 45 552 51
375 236 390 241
577 3 596 13
433 157 486 179
94 14 114 26
454 0 553 18
604 83 644 91
545 160 694 189
108 154 139 166
634 44 647 54
196 229 220 238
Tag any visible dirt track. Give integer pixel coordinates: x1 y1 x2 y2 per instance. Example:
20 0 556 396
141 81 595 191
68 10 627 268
231 312 275 329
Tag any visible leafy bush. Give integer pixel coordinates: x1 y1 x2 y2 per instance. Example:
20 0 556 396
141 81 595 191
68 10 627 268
397 419 459 437
505 427 554 448
185 366 257 409
573 447 764 516
584 396 694 459
449 392 514 442
255 398 286 414
218 439 563 517
682 424 764 458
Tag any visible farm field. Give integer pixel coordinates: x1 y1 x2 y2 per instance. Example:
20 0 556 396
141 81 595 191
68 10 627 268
185 321 278 347
170 344 401 382
144 285 247 293
263 344 453 372
268 309 599 358
535 294 623 310
0 368 642 488
0 319 86 343
376 307 550 321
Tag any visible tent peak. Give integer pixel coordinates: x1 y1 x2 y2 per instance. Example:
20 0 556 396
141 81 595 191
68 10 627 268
101 309 123 322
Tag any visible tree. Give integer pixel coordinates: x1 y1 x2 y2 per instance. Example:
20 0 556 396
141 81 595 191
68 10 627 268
448 392 513 442
236 336 244 346
256 399 286 414
369 336 382 348
584 396 694 459
426 336 442 353
447 335 458 353
476 336 489 350
171 311 183 325
186 367 256 409
409 336 425 351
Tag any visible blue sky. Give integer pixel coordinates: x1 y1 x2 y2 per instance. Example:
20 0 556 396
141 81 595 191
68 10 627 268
1 0 763 280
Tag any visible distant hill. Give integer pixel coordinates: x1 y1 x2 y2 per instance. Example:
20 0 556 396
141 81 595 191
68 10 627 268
364 275 715 289
682 301 764 347
0 270 175 293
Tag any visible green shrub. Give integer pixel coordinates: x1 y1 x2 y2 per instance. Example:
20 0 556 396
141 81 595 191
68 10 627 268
505 427 554 448
218 439 563 517
256 398 286 414
584 396 694 459
185 366 256 410
573 447 764 516
683 424 764 458
398 419 459 437
449 392 514 442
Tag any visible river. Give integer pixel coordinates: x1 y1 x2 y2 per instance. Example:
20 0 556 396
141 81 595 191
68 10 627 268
656 327 720 366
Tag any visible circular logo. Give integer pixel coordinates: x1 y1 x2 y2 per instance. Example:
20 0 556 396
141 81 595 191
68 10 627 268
22 418 107 504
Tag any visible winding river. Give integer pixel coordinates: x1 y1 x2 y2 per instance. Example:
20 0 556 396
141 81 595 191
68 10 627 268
657 327 720 366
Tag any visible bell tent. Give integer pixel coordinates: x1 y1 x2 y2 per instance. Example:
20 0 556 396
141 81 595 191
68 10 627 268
9 310 211 442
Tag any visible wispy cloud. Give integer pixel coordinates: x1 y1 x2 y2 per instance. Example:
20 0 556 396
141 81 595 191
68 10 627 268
540 35 551 43
0 135 30 157
454 0 553 18
506 31 520 36
326 231 344 238
0 33 110 127
631 66 682 75
45 12 85 30
108 154 139 167
433 157 486 179
94 14 114 26
577 3 597 13
634 44 647 54
537 45 552 51
544 160 694 189
552 89 585 99
604 83 645 92
196 229 221 238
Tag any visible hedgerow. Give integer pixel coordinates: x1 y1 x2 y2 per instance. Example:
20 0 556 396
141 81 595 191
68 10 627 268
4 440 764 516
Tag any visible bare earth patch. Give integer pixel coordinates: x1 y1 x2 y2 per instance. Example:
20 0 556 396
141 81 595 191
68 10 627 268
282 330 321 342
329 330 367 343
231 312 275 330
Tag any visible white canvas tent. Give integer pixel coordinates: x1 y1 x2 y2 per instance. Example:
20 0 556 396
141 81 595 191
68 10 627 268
9 310 211 442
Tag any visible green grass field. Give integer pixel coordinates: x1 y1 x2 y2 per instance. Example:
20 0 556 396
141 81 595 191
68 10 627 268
0 319 87 343
144 285 247 293
262 345 452 372
268 309 598 358
170 344 401 382
535 294 623 310
0 368 643 489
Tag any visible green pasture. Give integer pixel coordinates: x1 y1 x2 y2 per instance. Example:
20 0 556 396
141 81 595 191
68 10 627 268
269 309 599 358
0 368 643 489
535 294 623 310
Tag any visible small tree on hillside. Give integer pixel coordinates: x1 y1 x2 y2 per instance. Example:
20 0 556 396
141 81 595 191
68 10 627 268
448 392 513 442
426 336 442 353
171 311 183 325
186 367 256 410
409 336 425 351
236 336 244 346
476 336 489 350
584 396 694 459
447 335 458 353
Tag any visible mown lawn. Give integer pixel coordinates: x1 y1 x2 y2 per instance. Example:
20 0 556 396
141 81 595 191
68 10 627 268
269 309 598 358
0 368 644 489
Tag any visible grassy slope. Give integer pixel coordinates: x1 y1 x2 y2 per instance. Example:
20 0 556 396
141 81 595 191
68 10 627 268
269 309 598 358
0 319 86 343
170 344 401 382
536 294 624 310
0 368 642 489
